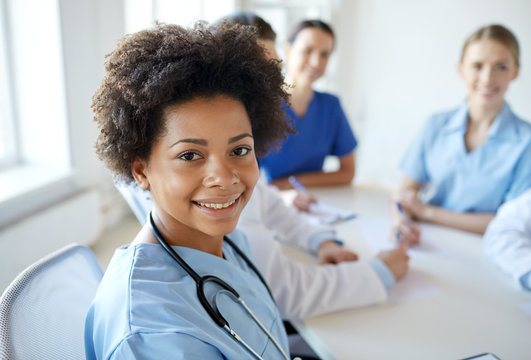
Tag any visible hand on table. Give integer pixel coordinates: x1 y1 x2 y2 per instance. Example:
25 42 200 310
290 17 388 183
318 240 359 265
377 245 410 281
391 190 423 247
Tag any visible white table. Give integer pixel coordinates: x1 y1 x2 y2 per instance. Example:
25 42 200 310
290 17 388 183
286 184 531 360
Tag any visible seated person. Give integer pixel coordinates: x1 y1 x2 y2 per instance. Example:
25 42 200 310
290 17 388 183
394 24 531 245
85 22 294 359
118 176 410 319
483 188 531 292
259 19 357 190
118 11 407 320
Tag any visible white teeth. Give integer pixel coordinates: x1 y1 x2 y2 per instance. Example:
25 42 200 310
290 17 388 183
197 199 236 209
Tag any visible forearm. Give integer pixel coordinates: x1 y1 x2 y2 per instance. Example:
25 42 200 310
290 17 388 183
419 205 494 234
272 169 354 189
271 153 355 189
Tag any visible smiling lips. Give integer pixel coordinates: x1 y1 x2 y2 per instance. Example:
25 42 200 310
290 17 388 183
196 198 237 209
194 194 241 211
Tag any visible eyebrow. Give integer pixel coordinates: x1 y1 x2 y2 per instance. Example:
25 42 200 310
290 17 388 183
170 133 253 148
229 133 253 144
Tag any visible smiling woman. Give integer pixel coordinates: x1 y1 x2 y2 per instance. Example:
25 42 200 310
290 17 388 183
259 19 358 190
85 22 295 359
131 96 259 255
394 24 531 244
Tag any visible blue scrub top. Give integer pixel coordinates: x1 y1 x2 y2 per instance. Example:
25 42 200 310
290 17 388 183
400 102 531 213
84 230 289 360
260 91 357 182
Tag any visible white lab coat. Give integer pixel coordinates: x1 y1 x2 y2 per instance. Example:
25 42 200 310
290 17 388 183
238 179 387 320
483 188 531 289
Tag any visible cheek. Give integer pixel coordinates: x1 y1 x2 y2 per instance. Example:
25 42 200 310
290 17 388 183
242 160 259 187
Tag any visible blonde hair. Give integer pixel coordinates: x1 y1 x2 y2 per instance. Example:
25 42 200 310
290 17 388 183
460 24 520 66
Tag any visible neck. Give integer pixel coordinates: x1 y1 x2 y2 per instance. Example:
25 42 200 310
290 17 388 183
138 212 224 257
288 82 314 116
468 100 503 126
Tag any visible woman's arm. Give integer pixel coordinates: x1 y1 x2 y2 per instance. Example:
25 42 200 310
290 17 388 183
396 177 494 235
271 152 355 189
419 205 494 234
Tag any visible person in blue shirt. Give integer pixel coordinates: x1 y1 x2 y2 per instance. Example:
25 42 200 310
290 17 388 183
259 19 357 190
85 22 295 359
394 24 531 245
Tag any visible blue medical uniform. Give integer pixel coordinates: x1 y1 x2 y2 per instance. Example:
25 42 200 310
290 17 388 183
400 102 531 213
84 230 289 360
260 91 357 182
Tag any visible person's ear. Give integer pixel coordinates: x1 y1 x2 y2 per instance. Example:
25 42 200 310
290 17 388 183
132 157 150 190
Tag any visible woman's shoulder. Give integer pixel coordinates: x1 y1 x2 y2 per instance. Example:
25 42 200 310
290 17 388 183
421 105 466 135
509 111 531 137
313 90 340 103
227 228 252 254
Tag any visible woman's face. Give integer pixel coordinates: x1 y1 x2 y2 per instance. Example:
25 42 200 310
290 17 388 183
134 95 259 242
285 27 334 88
458 39 519 111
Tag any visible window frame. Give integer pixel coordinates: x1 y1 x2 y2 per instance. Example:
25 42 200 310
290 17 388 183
0 0 19 169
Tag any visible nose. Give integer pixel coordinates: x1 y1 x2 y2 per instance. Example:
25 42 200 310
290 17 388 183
202 158 239 188
309 52 321 68
479 66 494 84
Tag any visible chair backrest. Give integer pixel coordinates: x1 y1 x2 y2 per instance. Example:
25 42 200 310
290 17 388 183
115 182 152 225
0 244 103 360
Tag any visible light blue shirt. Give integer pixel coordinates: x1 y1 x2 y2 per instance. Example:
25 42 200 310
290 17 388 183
400 102 531 213
84 230 289 359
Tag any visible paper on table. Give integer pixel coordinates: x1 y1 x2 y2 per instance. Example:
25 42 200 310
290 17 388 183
356 217 449 258
303 201 357 225
387 269 443 303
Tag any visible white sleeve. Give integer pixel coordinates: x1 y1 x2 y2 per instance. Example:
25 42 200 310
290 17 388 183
249 180 334 252
239 214 387 320
483 189 531 288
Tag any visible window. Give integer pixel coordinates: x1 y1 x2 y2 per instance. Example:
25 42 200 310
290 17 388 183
0 0 71 226
125 0 238 33
0 0 16 168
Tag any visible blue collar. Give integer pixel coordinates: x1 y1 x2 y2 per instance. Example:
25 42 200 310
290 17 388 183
442 101 519 140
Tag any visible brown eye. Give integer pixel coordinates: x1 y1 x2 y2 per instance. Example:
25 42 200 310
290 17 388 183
232 147 251 156
179 152 201 161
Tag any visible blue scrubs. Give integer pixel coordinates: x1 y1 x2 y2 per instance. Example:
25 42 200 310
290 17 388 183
400 102 531 213
84 230 289 359
260 91 357 182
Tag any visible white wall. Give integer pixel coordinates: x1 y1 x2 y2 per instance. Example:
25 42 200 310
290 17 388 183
331 0 531 188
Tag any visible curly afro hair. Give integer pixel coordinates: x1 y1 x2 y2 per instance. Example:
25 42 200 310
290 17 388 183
93 22 294 183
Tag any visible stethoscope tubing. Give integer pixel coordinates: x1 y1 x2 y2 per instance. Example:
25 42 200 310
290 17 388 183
148 212 289 360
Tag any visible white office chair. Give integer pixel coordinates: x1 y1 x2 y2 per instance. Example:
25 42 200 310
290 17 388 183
0 244 103 360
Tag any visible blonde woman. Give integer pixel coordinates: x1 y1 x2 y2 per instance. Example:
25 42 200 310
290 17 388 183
395 24 531 245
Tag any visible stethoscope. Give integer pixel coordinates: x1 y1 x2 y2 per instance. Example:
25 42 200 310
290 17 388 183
149 212 291 360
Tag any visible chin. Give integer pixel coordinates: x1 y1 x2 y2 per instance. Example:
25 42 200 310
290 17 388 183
207 219 240 238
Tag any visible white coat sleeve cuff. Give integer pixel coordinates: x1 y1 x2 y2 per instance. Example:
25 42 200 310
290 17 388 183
368 258 395 288
308 230 343 256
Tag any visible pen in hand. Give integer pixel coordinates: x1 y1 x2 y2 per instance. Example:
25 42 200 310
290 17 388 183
395 202 411 243
288 176 317 212
288 176 307 192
